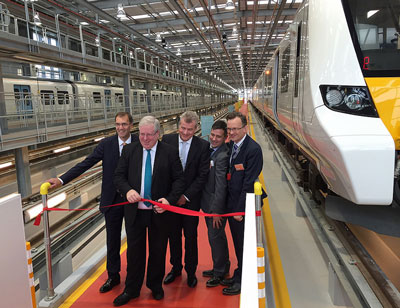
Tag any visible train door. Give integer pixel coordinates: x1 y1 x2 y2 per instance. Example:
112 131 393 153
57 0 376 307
104 89 111 111
292 21 303 142
272 52 283 129
13 85 33 114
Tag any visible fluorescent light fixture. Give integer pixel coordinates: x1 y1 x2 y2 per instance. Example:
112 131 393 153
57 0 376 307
0 162 12 169
117 4 126 19
198 63 201 68
94 137 105 142
80 21 89 26
53 146 71 153
155 33 162 42
24 192 67 222
176 48 182 56
33 13 41 26
225 0 235 10
190 57 193 64
367 10 379 18
95 37 100 47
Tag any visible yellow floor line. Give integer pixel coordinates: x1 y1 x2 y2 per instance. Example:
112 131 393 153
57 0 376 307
58 242 128 308
248 110 292 308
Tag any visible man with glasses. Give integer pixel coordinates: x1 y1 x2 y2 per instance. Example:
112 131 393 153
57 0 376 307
46 112 138 294
221 111 265 296
113 115 185 306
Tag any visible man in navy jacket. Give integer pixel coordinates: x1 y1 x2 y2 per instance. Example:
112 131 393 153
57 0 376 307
46 112 138 293
222 111 265 296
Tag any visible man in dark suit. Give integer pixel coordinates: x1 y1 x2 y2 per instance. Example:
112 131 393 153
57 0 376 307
200 120 230 287
162 111 209 288
46 112 137 293
222 111 264 296
113 115 185 306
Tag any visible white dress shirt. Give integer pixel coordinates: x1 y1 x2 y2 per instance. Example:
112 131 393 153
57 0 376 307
119 135 132 156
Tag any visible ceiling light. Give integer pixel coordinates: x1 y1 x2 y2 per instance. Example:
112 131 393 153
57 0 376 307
198 63 201 68
53 146 71 154
0 162 12 169
176 48 182 56
155 33 162 42
95 37 100 47
205 68 208 73
33 13 41 26
190 57 193 64
232 26 238 37
117 4 126 19
236 44 240 51
225 0 235 10
24 192 67 223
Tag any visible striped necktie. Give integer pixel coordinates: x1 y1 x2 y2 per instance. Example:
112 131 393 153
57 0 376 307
231 144 239 164
144 149 152 207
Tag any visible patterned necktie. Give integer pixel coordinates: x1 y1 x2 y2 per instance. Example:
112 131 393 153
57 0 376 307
180 141 187 170
144 149 152 207
231 144 239 163
120 142 127 156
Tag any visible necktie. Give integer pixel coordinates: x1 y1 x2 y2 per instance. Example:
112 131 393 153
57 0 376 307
209 147 215 157
144 149 152 207
120 142 127 156
180 141 187 170
231 144 239 163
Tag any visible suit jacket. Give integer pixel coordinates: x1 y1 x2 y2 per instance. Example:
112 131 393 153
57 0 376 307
113 141 185 227
162 133 210 211
227 135 264 212
201 143 229 214
60 133 138 213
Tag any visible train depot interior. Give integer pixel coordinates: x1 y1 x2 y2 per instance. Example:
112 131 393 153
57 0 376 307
1 0 400 307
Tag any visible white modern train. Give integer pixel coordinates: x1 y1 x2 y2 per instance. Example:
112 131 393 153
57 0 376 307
252 0 400 207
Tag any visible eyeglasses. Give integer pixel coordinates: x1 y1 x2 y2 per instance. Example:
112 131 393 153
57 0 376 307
139 132 158 138
227 126 245 132
115 123 129 127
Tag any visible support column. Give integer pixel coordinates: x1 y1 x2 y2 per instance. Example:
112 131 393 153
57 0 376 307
123 73 130 112
15 146 32 198
145 82 152 113
0 62 8 137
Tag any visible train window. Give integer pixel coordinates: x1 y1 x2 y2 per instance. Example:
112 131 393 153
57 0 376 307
280 45 291 93
140 94 145 104
40 90 55 105
294 22 302 98
115 93 124 104
93 92 102 104
57 91 70 104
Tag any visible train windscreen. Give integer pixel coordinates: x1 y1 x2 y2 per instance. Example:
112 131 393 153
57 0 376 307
343 0 400 76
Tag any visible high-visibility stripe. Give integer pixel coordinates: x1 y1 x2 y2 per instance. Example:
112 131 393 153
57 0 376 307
26 242 37 308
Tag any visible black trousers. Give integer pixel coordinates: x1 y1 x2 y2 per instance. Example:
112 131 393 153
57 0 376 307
124 210 169 296
168 212 199 276
228 216 245 284
205 216 230 277
104 205 124 279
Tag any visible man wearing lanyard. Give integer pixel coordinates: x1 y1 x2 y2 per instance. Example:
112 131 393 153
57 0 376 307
222 111 265 296
200 120 230 287
113 115 185 306
46 112 138 293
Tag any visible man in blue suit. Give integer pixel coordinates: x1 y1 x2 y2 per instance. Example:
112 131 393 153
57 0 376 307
222 111 265 296
46 112 138 293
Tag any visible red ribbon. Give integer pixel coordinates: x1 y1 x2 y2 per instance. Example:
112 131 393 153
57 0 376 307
34 198 248 226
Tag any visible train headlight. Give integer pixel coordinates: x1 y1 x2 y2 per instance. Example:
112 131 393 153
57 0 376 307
320 85 378 117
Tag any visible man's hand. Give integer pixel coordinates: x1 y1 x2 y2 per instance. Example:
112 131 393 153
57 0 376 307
212 216 223 229
154 198 169 213
47 178 62 189
176 195 187 206
233 215 243 222
126 189 141 203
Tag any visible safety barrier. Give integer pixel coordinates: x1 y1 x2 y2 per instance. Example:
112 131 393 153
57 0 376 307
26 242 37 308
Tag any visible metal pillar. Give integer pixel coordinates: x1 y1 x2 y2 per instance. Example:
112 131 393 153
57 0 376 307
123 73 130 112
15 146 32 198
145 82 152 113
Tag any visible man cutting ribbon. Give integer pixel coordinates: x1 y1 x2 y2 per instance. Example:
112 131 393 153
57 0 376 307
113 115 185 306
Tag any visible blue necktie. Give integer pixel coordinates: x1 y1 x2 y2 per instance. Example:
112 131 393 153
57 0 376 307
144 149 152 207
